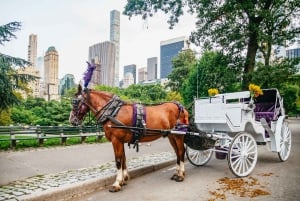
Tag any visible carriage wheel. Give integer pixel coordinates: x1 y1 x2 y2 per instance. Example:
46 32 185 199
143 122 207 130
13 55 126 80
228 132 257 177
278 120 292 162
186 145 213 166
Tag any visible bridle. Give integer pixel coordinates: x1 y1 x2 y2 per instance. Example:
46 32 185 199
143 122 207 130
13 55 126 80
70 90 97 125
71 89 122 125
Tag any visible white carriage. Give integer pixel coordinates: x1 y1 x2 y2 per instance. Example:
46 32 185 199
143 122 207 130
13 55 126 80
185 88 292 177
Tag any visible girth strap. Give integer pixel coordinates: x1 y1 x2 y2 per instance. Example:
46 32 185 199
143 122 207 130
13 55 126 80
129 103 146 152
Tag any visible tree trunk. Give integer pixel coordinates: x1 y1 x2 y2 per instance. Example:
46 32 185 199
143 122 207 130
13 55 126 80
242 17 261 90
243 35 258 89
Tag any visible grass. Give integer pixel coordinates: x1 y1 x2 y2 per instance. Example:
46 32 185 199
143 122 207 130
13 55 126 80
0 135 108 151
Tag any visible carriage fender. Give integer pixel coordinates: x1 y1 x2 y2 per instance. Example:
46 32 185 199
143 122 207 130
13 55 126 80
271 115 285 152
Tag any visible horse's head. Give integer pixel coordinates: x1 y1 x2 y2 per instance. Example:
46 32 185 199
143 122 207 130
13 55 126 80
69 85 90 126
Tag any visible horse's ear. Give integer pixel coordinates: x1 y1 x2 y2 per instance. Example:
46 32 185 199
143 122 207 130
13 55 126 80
77 84 82 95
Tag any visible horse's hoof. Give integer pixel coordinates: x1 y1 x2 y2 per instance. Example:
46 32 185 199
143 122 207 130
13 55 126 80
175 176 184 182
109 186 121 192
124 174 129 181
120 180 127 186
170 174 178 180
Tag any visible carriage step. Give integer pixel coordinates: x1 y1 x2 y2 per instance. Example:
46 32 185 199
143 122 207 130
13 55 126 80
260 118 274 136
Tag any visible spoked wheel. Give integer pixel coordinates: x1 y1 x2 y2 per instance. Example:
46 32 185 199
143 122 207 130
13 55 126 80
186 145 213 166
278 120 292 162
228 132 257 177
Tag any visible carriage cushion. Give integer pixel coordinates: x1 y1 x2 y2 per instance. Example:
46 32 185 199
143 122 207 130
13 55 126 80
254 103 276 122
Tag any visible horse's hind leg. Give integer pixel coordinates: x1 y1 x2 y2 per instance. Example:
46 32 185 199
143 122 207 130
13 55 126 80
121 149 129 185
168 135 185 182
109 139 128 192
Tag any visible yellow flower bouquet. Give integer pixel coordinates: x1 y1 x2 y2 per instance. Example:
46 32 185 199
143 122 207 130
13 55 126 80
248 83 263 98
208 88 219 97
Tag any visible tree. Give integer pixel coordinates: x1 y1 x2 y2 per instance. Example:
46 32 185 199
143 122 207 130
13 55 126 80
166 48 196 93
123 0 300 88
0 109 12 126
0 22 36 110
182 51 240 105
124 84 167 103
251 58 298 89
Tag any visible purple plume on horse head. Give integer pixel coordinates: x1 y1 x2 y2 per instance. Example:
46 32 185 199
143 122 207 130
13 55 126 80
83 61 96 88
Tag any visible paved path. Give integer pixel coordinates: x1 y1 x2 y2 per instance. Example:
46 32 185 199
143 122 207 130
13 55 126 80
0 118 298 201
0 138 175 201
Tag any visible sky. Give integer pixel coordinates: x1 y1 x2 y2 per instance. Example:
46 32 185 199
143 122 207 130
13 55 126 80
0 0 197 83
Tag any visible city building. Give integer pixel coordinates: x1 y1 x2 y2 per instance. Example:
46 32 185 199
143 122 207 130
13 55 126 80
138 67 147 83
160 36 188 79
122 72 134 88
88 41 116 87
110 10 120 87
44 46 60 101
16 66 40 99
15 34 40 99
37 56 44 81
27 34 37 68
59 74 76 95
147 57 157 81
124 64 137 84
286 43 300 73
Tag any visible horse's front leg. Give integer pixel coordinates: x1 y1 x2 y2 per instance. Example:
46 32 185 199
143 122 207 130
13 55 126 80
109 138 129 192
168 135 185 182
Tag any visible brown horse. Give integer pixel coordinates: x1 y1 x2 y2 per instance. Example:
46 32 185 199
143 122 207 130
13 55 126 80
69 85 189 192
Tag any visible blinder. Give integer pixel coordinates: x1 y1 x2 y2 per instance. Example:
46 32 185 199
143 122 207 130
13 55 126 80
71 98 82 110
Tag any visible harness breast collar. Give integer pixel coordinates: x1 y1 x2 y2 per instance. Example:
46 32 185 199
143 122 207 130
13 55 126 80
96 95 124 125
81 89 124 125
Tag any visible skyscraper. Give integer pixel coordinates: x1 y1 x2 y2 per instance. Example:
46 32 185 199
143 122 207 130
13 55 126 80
110 10 120 87
17 66 39 98
147 57 157 81
138 67 147 83
37 56 44 81
124 64 137 84
28 34 37 68
89 41 116 87
44 46 59 101
59 74 76 95
160 36 187 79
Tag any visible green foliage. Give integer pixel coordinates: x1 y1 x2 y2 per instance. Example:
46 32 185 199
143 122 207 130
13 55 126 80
0 22 37 110
9 97 71 126
166 49 196 93
94 85 124 95
0 109 12 126
250 58 298 89
0 21 21 45
281 84 299 115
166 91 183 102
123 0 300 89
182 51 241 105
124 84 167 103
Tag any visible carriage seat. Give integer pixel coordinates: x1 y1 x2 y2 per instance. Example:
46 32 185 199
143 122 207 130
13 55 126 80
254 102 276 123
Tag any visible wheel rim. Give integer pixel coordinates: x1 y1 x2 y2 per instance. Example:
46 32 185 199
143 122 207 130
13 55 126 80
186 146 213 166
228 133 257 177
278 121 292 161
